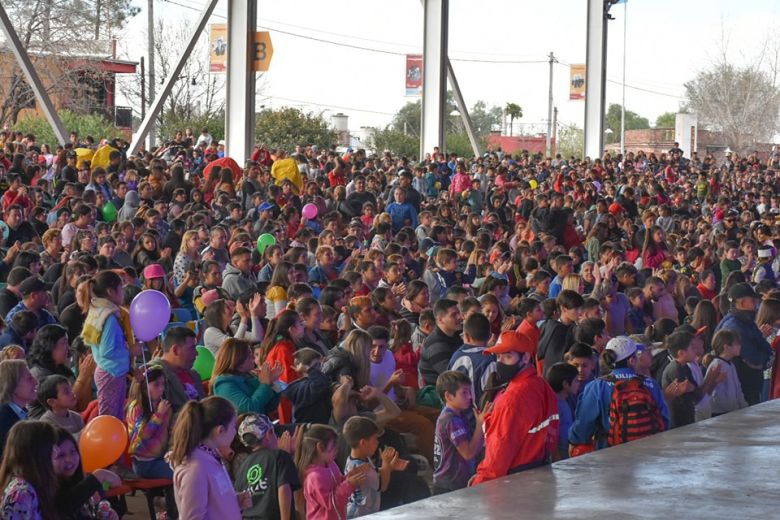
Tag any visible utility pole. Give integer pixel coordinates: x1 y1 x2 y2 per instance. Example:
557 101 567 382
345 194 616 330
140 56 146 121
546 51 555 158
147 0 156 149
552 106 558 156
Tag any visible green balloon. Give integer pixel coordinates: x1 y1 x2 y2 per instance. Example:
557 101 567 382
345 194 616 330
193 346 215 380
256 233 276 255
102 202 117 222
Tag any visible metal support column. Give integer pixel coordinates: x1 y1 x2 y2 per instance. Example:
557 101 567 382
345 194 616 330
446 59 480 158
225 0 258 163
0 2 68 145
583 0 609 160
546 52 555 157
421 0 448 159
129 0 219 156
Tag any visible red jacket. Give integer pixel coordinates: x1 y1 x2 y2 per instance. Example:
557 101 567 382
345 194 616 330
265 339 299 424
473 367 559 485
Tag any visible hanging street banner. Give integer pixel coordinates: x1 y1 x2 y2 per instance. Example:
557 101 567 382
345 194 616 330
405 54 423 96
209 24 228 73
569 64 586 100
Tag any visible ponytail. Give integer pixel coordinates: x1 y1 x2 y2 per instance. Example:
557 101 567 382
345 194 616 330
170 396 235 467
294 424 338 483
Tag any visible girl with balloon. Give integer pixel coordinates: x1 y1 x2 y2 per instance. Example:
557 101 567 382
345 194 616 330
82 270 141 419
125 366 178 518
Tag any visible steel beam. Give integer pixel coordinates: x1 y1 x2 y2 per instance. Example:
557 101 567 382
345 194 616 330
224 0 258 163
0 2 68 145
421 0 448 159
446 59 480 158
129 0 219 156
583 0 609 159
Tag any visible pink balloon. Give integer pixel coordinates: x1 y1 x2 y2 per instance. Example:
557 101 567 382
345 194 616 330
130 289 171 341
302 203 318 220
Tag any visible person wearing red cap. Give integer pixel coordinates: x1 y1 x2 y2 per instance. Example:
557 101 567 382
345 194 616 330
471 331 559 485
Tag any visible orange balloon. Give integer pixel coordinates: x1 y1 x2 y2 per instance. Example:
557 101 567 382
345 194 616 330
79 415 129 473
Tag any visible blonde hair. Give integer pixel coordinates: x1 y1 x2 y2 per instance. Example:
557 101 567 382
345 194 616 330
179 230 200 255
0 345 25 362
211 338 254 385
342 329 372 389
562 273 583 293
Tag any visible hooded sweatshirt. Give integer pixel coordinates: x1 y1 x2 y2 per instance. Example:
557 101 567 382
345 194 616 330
118 190 140 222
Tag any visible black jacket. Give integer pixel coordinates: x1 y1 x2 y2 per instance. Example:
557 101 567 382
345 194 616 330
419 327 462 387
282 368 332 424
0 403 22 460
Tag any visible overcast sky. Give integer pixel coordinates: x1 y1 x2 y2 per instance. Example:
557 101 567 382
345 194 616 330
120 0 779 135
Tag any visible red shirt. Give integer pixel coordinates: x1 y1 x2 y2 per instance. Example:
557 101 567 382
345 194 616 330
473 367 559 484
265 339 299 423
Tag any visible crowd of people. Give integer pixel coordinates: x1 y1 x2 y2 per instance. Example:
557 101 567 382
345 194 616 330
0 125 779 520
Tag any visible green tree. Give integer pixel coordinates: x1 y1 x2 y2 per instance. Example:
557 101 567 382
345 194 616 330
158 110 226 144
654 111 677 128
469 101 504 137
557 123 584 161
391 100 421 137
254 107 336 151
369 128 418 159
605 103 650 144
14 109 124 149
505 102 523 136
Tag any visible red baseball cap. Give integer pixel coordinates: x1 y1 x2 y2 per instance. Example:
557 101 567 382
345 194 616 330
484 331 536 355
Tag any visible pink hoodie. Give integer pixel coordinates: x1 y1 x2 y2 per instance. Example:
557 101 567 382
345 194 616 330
173 447 242 519
303 461 356 520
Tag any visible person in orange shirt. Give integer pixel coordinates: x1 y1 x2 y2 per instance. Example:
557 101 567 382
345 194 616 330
256 309 305 423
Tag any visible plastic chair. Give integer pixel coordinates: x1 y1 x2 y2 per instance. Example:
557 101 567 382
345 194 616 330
119 452 173 520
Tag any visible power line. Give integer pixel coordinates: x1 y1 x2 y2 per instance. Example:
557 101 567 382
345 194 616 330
554 60 684 99
261 95 397 116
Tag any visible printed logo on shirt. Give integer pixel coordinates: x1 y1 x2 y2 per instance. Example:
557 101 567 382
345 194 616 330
246 463 269 494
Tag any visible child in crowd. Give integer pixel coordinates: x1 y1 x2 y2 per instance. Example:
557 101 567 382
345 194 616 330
38 375 85 436
82 270 140 419
296 424 369 520
389 319 419 390
707 330 748 416
233 414 300 520
545 363 580 460
660 331 722 428
52 427 121 520
343 416 408 518
170 396 246 518
448 313 496 405
411 310 435 353
537 290 584 376
626 287 650 334
432 371 491 495
283 348 332 424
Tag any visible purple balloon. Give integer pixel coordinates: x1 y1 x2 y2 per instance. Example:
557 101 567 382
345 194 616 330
130 289 172 341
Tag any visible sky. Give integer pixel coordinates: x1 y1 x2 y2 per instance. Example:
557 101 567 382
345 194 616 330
118 0 780 136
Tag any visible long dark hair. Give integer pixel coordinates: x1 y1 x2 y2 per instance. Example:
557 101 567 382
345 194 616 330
127 367 165 421
28 324 70 375
53 426 85 487
257 310 299 361
0 421 59 519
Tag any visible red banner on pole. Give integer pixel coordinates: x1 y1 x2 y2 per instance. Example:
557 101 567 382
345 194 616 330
405 54 423 96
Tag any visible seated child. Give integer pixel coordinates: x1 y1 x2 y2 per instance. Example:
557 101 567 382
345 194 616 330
432 371 491 495
389 320 419 390
545 363 580 461
343 416 408 518
233 414 300 520
282 348 332 424
38 375 84 436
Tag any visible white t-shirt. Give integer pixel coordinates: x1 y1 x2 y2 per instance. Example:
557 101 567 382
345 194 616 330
370 349 397 402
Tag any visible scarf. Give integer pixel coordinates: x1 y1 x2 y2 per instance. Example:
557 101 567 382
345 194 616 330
82 298 135 346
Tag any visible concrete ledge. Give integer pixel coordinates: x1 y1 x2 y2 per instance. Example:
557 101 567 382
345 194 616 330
366 399 780 519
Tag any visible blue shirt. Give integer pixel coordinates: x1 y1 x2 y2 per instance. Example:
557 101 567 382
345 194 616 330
568 368 670 449
7 402 27 420
448 344 497 405
5 301 56 328
385 202 418 233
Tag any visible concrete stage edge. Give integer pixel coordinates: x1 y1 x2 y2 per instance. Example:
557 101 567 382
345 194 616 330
367 399 780 519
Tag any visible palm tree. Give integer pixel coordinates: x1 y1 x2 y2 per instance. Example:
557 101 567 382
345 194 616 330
505 102 523 136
